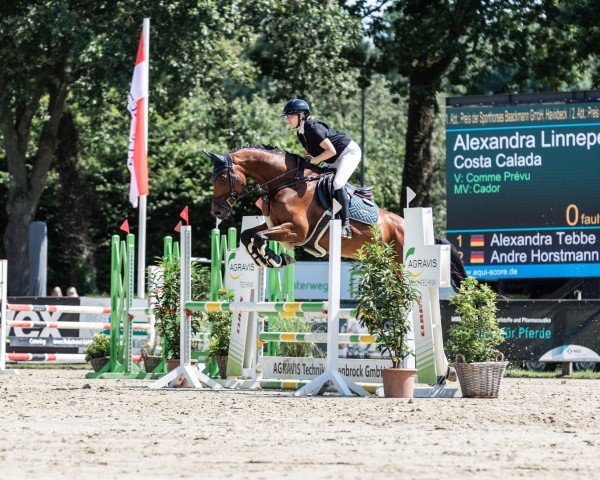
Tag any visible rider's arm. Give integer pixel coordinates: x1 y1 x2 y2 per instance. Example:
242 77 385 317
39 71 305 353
309 138 336 164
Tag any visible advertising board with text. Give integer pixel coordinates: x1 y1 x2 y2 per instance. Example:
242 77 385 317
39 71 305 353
445 101 600 279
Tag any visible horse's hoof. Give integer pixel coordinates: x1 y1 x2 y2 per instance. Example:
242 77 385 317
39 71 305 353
446 366 457 382
281 253 296 265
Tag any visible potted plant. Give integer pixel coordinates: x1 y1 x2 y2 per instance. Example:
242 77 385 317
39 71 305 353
85 333 111 372
149 256 211 370
447 276 507 398
352 227 420 398
207 311 231 379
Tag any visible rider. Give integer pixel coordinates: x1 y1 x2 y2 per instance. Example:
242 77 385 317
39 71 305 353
282 98 361 239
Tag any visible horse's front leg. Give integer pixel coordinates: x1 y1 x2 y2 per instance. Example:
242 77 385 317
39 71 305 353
240 222 300 268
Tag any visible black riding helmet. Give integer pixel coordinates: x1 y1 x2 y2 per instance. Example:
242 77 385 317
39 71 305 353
282 98 310 116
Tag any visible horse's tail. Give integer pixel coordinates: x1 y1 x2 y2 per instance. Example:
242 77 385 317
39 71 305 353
434 234 468 291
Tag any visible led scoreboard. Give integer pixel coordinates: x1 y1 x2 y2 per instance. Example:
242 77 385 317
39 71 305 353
445 92 600 279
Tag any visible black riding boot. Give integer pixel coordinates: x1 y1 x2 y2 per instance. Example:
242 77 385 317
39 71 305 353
334 188 352 239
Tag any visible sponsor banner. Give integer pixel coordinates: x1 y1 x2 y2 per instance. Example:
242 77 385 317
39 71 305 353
7 296 150 354
261 356 392 383
440 299 600 361
8 336 92 349
7 297 81 353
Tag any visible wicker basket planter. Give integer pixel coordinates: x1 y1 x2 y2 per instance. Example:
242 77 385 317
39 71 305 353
455 355 508 398
143 355 163 373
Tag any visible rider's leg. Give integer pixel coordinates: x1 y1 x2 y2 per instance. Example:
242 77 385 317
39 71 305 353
334 188 352 239
331 141 362 239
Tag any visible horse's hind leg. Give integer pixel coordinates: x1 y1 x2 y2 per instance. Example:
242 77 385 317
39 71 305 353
240 222 298 268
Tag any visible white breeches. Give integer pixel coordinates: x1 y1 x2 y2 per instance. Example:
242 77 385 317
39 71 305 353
328 140 361 190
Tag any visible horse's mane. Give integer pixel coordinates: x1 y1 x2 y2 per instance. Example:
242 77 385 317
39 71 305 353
232 144 303 161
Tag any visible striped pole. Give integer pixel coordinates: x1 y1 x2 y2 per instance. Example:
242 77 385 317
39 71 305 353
258 309 358 320
185 301 328 314
7 304 111 314
7 320 151 331
6 353 143 363
186 301 357 319
257 332 376 344
128 307 154 317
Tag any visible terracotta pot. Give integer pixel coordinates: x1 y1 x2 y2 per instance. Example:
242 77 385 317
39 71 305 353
382 368 417 398
166 358 180 371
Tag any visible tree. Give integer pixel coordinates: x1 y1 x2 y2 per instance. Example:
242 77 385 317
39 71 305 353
246 0 363 100
561 0 600 87
0 1 253 294
371 0 587 211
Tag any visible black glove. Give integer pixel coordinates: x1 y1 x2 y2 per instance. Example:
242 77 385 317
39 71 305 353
303 155 313 168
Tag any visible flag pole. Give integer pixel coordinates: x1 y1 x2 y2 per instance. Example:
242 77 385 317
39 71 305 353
137 17 150 299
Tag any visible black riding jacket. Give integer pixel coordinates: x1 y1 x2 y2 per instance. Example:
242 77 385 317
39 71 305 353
297 117 351 163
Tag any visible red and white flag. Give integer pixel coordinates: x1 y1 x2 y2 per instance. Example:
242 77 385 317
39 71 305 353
127 23 149 207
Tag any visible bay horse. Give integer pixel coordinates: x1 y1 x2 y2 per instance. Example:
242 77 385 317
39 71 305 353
204 146 467 290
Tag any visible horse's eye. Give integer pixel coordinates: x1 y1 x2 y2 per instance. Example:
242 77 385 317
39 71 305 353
219 175 227 184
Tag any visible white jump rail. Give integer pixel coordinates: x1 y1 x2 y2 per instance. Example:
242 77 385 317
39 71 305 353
7 304 112 314
7 320 151 331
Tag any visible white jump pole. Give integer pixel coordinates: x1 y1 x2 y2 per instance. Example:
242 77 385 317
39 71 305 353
295 203 369 397
149 225 220 389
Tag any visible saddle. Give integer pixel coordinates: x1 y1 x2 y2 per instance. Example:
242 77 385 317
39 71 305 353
293 172 380 257
316 173 379 228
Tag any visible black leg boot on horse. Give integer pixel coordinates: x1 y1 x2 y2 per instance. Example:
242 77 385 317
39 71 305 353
334 188 352 239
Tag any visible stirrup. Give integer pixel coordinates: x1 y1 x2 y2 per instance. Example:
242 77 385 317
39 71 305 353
341 222 352 239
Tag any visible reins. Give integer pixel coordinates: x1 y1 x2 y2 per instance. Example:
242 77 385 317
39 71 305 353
216 154 329 213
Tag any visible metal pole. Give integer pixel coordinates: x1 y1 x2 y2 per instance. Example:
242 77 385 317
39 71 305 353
326 219 341 373
137 195 147 298
143 18 149 154
360 86 366 187
180 226 192 367
137 18 150 299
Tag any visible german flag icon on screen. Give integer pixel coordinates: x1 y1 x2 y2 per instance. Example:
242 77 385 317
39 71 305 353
470 234 485 247
470 251 485 264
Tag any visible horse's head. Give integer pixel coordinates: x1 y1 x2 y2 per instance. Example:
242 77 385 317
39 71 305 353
203 150 247 219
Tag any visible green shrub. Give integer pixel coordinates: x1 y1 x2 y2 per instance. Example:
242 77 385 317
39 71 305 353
207 311 231 358
149 257 211 360
85 333 110 362
268 316 325 358
352 227 419 368
447 276 505 363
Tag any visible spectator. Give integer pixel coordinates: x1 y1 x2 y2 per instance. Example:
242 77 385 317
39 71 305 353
66 287 79 297
50 286 63 297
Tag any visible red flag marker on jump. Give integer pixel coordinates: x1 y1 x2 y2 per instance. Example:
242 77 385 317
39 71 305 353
180 206 189 225
174 221 182 233
119 219 130 234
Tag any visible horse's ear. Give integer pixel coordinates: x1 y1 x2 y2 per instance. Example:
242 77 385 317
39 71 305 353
202 150 220 164
203 150 230 181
